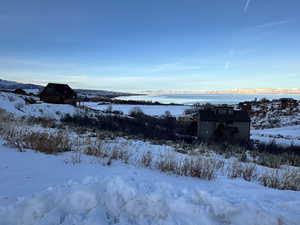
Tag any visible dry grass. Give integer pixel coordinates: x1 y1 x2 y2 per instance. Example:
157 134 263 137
1 109 300 191
5 129 71 154
85 141 130 164
155 154 222 180
259 168 300 191
85 141 108 158
227 161 257 181
140 151 153 168
156 153 178 173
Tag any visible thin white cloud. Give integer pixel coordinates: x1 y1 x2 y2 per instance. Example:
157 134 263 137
253 20 291 29
243 0 251 13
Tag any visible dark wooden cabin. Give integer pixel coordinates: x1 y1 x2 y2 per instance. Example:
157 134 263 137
197 106 250 144
39 83 77 105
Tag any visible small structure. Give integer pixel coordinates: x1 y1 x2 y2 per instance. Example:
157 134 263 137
39 83 77 105
14 88 26 95
197 106 250 143
279 98 298 109
238 101 252 114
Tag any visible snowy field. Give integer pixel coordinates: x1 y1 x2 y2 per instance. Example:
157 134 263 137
1 92 300 224
1 142 300 225
82 102 189 117
0 92 78 119
251 125 300 146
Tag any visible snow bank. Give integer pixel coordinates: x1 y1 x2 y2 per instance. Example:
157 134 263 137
83 102 189 117
1 143 300 225
252 125 300 139
251 125 300 146
0 92 78 119
1 176 299 225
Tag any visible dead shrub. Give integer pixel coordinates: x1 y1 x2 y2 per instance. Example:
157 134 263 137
6 130 70 154
109 146 130 163
187 157 218 180
155 153 178 173
85 141 108 158
227 161 257 181
256 154 282 169
259 170 281 189
84 141 130 164
155 154 219 180
0 109 15 135
140 151 153 168
259 169 300 191
280 169 300 191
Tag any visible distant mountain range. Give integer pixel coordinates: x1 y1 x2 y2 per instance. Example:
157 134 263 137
144 88 300 95
0 78 133 97
0 78 43 90
2 78 299 96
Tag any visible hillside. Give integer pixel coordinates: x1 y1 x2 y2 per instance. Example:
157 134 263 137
0 78 43 90
0 78 133 97
0 92 299 225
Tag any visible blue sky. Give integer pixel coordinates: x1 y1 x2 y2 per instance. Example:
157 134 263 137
1 0 299 92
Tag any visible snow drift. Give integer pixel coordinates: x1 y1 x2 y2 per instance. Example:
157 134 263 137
1 176 299 225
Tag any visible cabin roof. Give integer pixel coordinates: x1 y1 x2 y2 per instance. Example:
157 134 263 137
199 110 250 122
40 83 76 97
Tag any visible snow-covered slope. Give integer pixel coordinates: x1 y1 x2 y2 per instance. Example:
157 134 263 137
0 78 43 90
0 143 299 225
251 125 300 146
0 92 78 119
83 102 189 117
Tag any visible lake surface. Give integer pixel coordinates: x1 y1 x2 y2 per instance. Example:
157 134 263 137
116 94 300 105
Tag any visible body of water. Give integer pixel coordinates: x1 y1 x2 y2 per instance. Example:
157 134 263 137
116 94 300 105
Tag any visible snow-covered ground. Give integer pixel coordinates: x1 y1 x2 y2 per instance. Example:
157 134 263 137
251 125 300 146
0 92 78 119
23 88 40 95
1 92 300 224
83 102 189 117
1 142 300 225
251 104 300 129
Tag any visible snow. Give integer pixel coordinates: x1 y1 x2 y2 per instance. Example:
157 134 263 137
0 92 78 119
1 91 300 224
251 125 300 146
83 102 189 117
252 125 300 138
23 89 40 95
1 143 300 225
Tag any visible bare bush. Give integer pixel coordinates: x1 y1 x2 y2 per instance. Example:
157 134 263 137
140 151 153 168
227 161 257 181
155 153 178 173
256 154 282 169
0 109 15 136
259 169 300 191
155 154 220 180
187 157 217 180
109 145 130 164
6 130 70 154
85 141 130 164
259 170 281 189
85 141 108 158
